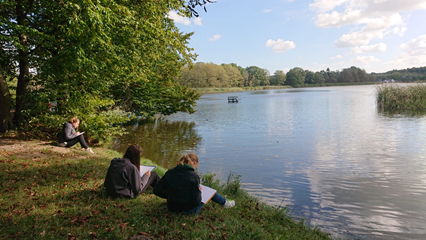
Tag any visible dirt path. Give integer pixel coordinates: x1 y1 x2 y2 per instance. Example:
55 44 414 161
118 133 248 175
0 137 84 159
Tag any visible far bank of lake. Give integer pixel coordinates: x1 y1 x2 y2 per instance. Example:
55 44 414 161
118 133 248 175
112 84 426 239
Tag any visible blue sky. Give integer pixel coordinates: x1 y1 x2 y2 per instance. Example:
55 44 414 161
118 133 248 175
168 0 426 74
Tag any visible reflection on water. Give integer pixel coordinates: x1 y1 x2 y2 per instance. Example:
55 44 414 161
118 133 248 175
111 119 202 169
377 108 426 118
111 85 426 240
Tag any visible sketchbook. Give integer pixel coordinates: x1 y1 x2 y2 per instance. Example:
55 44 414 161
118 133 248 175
139 165 156 177
200 184 217 204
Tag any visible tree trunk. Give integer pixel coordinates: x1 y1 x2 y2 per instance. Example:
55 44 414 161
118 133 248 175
13 1 30 127
0 71 13 133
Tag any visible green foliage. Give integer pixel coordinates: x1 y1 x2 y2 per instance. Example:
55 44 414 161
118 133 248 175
246 66 270 86
201 172 221 189
338 66 371 83
371 66 426 82
178 62 244 88
1 0 201 141
270 70 286 85
223 170 241 195
286 67 306 86
377 84 426 111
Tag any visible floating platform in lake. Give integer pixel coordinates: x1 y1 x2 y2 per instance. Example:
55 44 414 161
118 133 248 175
228 96 239 103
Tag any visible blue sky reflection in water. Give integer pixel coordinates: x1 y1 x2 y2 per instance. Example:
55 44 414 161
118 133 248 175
111 85 426 239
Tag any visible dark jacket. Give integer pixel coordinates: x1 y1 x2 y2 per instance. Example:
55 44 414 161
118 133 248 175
58 122 78 143
104 158 149 198
153 164 201 212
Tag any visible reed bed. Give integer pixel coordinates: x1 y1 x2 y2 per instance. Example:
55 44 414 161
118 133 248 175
376 83 426 110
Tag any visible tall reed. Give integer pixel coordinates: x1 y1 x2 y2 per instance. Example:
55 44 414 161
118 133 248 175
376 84 426 110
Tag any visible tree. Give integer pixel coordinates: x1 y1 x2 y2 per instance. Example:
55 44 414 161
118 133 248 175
230 63 249 86
246 66 269 86
304 70 315 84
1 0 201 138
269 70 286 85
222 64 244 87
286 67 305 86
313 72 325 84
391 72 402 81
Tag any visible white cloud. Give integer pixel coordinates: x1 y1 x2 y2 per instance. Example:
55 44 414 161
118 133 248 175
193 17 203 26
330 55 342 60
354 55 380 64
282 68 291 74
309 0 426 48
351 43 387 54
400 34 426 56
209 34 221 42
263 9 272 13
309 0 347 13
383 35 426 70
167 11 202 26
266 39 296 52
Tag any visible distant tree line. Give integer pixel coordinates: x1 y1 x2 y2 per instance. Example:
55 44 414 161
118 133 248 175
371 67 426 82
177 63 378 88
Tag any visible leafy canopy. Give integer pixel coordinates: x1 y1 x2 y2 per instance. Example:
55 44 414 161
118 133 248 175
1 0 201 141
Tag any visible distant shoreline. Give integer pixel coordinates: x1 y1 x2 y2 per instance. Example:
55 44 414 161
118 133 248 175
196 82 378 94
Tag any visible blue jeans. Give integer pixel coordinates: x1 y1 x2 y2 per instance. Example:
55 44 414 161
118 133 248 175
185 192 226 215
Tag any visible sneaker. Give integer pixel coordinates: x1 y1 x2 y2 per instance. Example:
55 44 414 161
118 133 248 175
87 148 94 154
223 199 235 208
57 142 67 147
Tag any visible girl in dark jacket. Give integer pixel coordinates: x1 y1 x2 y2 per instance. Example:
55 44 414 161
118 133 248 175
104 144 161 198
57 116 93 154
153 153 235 214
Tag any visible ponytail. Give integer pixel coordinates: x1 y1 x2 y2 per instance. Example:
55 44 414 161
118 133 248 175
178 153 198 167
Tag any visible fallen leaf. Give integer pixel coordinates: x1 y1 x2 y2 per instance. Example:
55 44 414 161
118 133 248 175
90 210 100 215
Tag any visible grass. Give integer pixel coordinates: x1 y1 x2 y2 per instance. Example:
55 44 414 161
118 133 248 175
376 83 426 110
195 83 379 94
0 140 332 239
291 82 377 88
196 86 291 94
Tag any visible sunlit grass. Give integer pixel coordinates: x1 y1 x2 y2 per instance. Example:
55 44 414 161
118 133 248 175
196 86 290 94
0 144 331 239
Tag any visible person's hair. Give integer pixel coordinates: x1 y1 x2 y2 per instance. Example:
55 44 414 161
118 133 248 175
177 153 199 167
69 116 80 125
123 144 143 171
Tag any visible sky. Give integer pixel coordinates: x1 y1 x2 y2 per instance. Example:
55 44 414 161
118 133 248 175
168 0 426 74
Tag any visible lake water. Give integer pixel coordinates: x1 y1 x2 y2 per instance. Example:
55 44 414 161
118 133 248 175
111 85 426 239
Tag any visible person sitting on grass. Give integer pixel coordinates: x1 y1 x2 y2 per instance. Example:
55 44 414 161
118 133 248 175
104 144 161 198
153 153 235 215
57 116 94 154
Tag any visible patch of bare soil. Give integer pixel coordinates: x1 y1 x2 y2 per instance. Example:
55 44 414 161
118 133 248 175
0 137 92 159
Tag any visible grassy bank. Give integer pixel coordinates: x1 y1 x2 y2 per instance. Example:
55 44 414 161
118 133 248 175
376 83 426 110
291 82 377 88
196 82 378 94
196 86 291 94
0 139 331 239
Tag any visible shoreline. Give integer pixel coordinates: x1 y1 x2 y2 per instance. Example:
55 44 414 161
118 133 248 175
0 137 332 239
195 82 377 94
